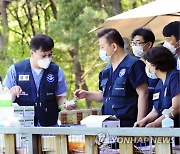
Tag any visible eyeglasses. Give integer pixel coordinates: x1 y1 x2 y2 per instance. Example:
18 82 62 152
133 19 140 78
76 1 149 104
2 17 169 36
131 41 146 46
41 52 53 58
34 50 53 58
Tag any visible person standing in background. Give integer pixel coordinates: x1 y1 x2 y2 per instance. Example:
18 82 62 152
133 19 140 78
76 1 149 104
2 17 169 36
163 21 180 70
131 27 159 114
3 34 75 127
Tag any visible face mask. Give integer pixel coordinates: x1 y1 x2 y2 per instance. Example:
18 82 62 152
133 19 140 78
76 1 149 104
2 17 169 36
163 41 176 54
37 57 52 69
99 49 111 62
145 67 158 79
132 46 144 57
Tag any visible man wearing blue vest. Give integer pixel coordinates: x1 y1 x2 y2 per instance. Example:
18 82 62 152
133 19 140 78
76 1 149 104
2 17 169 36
3 34 74 127
131 27 159 114
75 28 148 127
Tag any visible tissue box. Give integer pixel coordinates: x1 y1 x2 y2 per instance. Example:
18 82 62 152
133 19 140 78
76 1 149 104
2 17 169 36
80 115 120 128
0 94 12 107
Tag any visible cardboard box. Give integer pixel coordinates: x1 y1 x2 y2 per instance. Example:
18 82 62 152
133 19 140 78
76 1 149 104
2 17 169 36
13 106 24 117
102 120 120 128
24 117 34 127
81 115 120 143
14 106 34 117
24 106 34 117
13 105 34 127
18 117 25 127
17 116 34 127
16 134 28 148
80 115 120 128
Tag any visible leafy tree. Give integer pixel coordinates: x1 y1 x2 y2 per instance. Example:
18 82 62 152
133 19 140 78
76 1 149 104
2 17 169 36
0 0 155 109
0 0 56 77
50 0 108 108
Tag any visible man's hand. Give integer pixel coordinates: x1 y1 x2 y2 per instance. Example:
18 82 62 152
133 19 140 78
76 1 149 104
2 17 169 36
65 103 77 110
9 86 22 98
74 89 87 100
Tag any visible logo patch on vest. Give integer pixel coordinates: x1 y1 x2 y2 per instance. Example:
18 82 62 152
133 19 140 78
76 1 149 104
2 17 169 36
19 75 29 81
46 74 54 82
119 68 126 77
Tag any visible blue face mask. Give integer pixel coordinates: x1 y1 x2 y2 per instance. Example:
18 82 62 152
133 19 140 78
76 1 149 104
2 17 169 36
99 49 111 62
145 67 158 79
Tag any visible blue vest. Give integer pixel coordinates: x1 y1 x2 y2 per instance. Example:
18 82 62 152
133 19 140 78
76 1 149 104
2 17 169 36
99 55 139 127
147 78 159 114
153 69 179 128
14 59 59 126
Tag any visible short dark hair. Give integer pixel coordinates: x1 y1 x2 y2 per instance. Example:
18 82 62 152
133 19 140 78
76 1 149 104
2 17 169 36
131 27 155 46
97 28 124 48
163 21 180 41
30 34 54 52
144 46 177 72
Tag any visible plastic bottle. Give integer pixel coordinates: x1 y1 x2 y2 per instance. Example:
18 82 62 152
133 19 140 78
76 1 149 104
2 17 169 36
162 108 175 147
162 109 174 128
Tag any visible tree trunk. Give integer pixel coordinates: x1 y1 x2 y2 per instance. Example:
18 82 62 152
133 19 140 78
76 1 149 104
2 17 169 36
111 0 122 15
132 1 137 9
26 0 36 35
0 0 10 52
49 0 57 19
69 48 92 108
35 3 41 29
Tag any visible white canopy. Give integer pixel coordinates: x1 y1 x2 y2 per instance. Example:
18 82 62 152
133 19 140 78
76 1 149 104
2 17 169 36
92 0 180 39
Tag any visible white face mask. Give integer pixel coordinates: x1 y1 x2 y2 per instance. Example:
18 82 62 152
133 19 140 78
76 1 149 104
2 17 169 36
163 41 176 54
99 49 111 62
37 57 52 69
145 67 157 79
132 46 144 57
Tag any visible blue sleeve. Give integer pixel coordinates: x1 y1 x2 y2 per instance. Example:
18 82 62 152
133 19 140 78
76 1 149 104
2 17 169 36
129 60 148 89
170 72 180 98
99 71 103 91
55 67 68 95
3 65 17 89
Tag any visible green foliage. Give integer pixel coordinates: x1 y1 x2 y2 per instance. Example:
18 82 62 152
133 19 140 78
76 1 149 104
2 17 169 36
49 0 108 102
0 0 155 109
0 0 56 75
0 54 11 79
